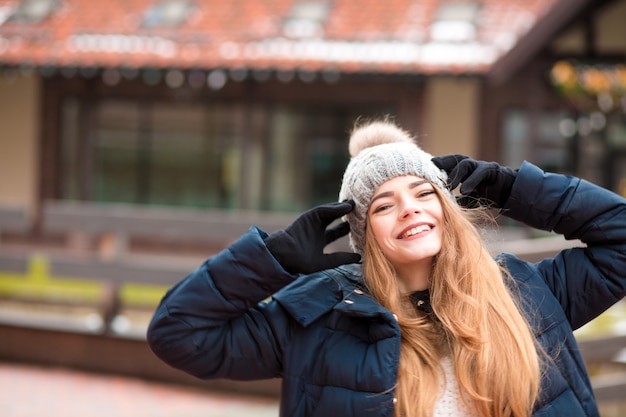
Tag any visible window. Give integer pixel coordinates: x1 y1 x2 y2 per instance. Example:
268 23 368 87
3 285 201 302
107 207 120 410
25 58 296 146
60 97 392 212
5 0 58 24
502 109 575 175
430 2 481 43
143 0 195 27
283 1 331 39
501 109 528 169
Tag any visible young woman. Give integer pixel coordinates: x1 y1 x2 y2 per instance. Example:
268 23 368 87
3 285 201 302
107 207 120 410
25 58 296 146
147 120 626 417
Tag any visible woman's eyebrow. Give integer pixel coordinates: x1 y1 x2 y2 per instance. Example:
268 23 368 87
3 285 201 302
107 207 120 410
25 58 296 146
371 191 393 204
409 180 429 189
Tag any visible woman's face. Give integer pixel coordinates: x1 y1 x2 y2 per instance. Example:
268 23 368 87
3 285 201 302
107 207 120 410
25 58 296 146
367 175 443 286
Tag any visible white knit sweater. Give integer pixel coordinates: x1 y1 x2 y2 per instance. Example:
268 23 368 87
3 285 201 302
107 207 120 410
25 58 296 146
433 356 479 417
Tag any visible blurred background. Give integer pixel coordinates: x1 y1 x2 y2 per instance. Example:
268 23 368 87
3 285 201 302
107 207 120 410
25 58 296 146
0 0 625 415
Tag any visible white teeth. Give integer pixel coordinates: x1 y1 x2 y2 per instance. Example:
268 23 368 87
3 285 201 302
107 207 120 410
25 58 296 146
400 225 431 239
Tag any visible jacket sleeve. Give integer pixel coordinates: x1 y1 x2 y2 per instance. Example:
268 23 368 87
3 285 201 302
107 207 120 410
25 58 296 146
146 226 296 380
502 161 626 330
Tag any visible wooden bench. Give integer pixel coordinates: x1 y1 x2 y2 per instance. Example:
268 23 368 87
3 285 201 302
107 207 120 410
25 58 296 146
42 200 300 260
0 203 30 241
0 250 193 335
578 334 626 402
4 200 353 335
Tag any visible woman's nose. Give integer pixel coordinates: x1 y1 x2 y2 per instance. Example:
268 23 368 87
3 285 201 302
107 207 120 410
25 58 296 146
399 198 421 218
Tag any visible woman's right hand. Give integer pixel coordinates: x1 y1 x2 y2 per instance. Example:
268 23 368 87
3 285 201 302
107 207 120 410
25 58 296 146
265 201 361 274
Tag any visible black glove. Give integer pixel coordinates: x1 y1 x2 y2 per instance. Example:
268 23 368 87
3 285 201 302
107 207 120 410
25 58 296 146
431 154 517 208
265 201 361 275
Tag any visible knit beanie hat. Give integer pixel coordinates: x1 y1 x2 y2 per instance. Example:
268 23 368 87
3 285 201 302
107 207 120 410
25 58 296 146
338 121 453 255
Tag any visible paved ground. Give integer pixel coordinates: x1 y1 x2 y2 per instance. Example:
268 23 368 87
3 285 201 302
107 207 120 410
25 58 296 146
0 362 279 417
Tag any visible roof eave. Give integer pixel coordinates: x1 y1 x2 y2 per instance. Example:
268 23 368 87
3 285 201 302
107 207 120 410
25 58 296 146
487 0 597 85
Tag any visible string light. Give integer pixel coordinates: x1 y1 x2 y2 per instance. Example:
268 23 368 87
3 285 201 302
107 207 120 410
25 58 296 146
551 60 626 97
551 60 626 136
102 68 121 86
0 62 342 89
142 69 162 85
207 69 226 90
165 69 184 88
229 68 247 82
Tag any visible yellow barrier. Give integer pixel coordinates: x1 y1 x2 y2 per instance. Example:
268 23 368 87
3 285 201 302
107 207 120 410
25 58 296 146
0 254 168 307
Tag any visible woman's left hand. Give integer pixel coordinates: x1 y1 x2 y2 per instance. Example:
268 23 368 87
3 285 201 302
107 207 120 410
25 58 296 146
432 154 517 208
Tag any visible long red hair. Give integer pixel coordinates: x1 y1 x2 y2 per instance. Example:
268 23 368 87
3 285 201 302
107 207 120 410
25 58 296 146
362 187 541 417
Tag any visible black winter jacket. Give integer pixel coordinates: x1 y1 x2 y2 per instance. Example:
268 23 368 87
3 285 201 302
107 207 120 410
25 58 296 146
147 162 626 416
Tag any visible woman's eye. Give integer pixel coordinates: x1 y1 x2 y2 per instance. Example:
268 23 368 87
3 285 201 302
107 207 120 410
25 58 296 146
372 204 391 214
417 190 435 198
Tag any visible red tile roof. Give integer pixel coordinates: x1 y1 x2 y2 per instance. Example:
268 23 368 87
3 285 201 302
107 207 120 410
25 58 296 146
0 0 559 75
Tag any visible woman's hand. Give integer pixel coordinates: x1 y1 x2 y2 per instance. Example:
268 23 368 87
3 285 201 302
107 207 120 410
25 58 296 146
432 154 517 208
265 201 361 274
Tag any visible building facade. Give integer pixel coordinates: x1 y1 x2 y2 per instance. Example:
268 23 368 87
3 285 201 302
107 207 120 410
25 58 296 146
0 0 624 227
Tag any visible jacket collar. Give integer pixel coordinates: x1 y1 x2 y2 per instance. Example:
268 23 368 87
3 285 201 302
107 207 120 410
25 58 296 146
273 263 394 327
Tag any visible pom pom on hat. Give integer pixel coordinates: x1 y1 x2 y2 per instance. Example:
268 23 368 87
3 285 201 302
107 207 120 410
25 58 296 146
348 121 414 157
339 120 453 255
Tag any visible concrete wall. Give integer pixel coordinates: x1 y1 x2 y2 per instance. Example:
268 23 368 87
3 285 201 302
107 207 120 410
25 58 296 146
422 77 481 158
0 72 40 216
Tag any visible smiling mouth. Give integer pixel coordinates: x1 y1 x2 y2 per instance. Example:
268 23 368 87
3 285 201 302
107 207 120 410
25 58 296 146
399 224 432 239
